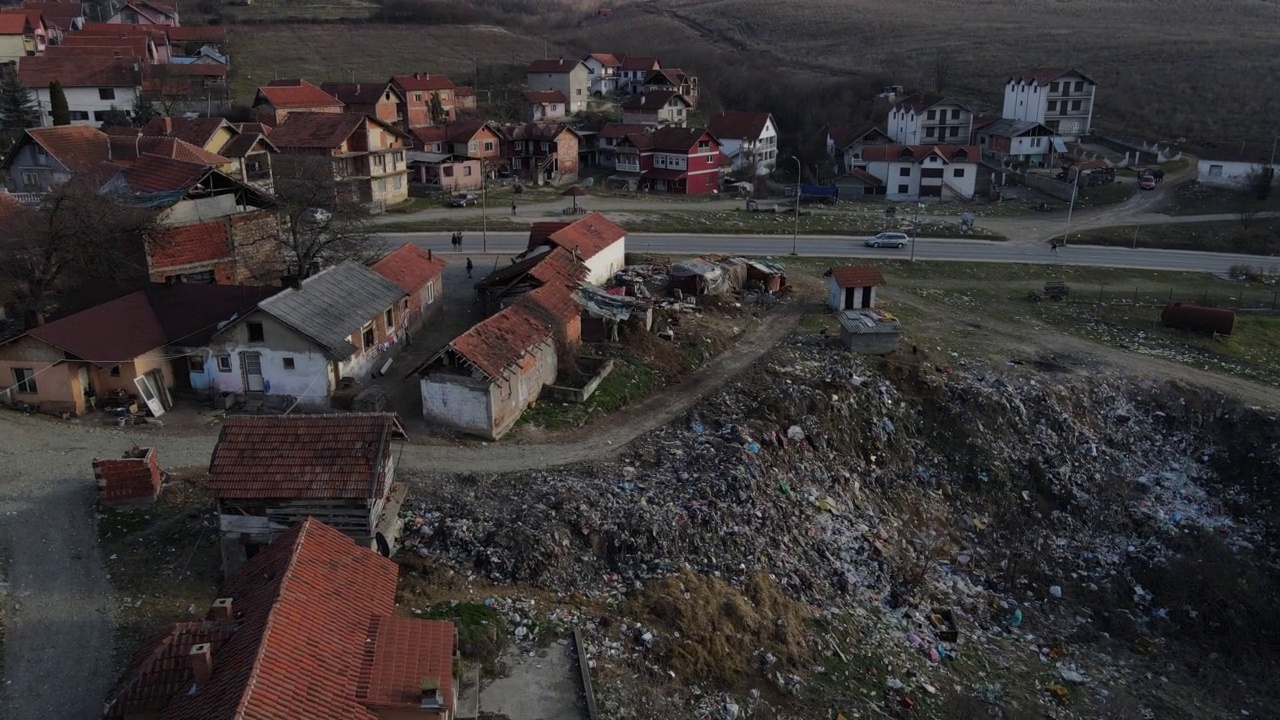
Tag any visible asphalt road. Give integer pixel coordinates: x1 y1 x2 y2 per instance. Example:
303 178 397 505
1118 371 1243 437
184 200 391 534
381 231 1280 276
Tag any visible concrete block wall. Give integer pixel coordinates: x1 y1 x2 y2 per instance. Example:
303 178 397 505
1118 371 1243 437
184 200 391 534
93 447 162 505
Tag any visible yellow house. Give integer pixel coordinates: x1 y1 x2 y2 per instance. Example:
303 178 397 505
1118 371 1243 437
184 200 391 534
0 284 277 416
0 13 35 63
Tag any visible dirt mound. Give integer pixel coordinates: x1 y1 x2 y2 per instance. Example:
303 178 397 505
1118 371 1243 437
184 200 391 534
627 570 815 688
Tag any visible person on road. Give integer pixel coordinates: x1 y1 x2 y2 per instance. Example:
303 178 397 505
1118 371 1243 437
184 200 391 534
1050 240 1059 253
511 201 517 216
466 258 473 278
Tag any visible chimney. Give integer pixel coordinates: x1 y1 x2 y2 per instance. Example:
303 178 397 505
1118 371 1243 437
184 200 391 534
280 275 301 290
558 56 564 66
162 116 172 134
420 677 442 709
189 644 213 686
210 597 233 620
22 310 45 329
427 248 432 261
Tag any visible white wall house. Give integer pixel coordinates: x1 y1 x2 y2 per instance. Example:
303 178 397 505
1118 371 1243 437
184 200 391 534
859 144 980 201
526 211 627 286
1195 143 1279 190
708 112 778 175
582 53 620 96
1002 68 1096 140
525 58 590 112
17 56 142 127
30 83 139 126
888 93 973 145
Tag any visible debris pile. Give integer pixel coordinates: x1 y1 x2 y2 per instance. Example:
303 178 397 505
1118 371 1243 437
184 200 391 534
400 338 1280 717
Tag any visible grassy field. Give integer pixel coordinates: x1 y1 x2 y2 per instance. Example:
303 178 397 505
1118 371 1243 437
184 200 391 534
1071 218 1280 256
1163 182 1280 217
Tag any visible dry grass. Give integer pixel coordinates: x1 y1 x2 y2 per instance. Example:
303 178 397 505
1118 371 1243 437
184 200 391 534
625 570 816 688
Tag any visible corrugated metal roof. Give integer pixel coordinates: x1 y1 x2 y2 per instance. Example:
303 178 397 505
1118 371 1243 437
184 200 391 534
839 310 902 335
259 262 406 359
980 118 1043 138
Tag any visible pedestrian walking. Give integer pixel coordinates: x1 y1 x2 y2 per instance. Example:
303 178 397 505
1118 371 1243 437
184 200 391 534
466 258 473 278
511 201 517 216
450 232 458 250
1050 240 1059 253
457 231 464 247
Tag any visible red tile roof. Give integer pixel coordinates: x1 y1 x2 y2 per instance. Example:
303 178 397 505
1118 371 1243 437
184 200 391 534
21 126 110 173
448 304 554 381
255 79 343 109
0 13 30 33
390 72 457 92
598 122 648 140
517 282 581 326
20 2 83 31
112 136 229 166
523 89 567 105
830 266 885 288
859 144 979 164
141 116 232 149
529 212 626 262
891 92 970 113
19 283 276 366
104 620 240 717
356 616 456 713
61 33 152 56
0 9 43 31
619 55 660 71
320 81 399 107
528 246 589 286
409 125 448 147
585 52 621 67
165 25 226 43
1007 67 1096 86
268 112 367 149
43 45 143 59
121 154 211 193
527 58 584 74
708 111 773 142
647 126 713 152
371 243 447 295
152 519 403 720
621 89 686 111
207 414 407 500
16 55 139 88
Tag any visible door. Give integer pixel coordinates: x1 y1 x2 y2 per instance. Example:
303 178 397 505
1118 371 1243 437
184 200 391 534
861 287 873 309
133 374 166 417
77 367 90 410
147 369 173 409
843 289 855 310
242 352 265 392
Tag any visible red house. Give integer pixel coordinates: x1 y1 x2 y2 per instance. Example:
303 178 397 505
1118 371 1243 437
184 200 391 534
614 126 722 195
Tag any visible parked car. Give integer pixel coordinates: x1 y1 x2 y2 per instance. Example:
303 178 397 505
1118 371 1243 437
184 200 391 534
449 192 478 207
1139 175 1157 191
865 231 910 248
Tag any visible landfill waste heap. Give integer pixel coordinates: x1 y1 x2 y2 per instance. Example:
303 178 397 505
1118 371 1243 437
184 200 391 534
401 335 1280 719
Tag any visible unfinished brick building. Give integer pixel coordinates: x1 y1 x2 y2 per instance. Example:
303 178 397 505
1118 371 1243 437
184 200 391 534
93 447 162 505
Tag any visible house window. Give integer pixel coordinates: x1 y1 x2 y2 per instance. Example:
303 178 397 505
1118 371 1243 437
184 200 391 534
98 88 115 100
393 151 404 163
393 176 402 189
899 167 910 177
247 322 264 342
1074 81 1084 92
952 168 966 177
21 171 38 189
897 184 909 194
949 127 959 137
188 357 205 373
413 92 422 102
926 110 936 120
1208 164 1223 177
93 111 111 122
484 141 494 152
11 368 37 394
1070 100 1082 111
282 357 295 370
462 166 473 176
384 307 394 327
1050 82 1060 93
951 109 960 119
216 355 232 372
378 179 387 192
68 111 89 121
468 141 478 153
426 280 435 304
925 128 936 138
373 154 385 169
698 140 710 151
1048 101 1058 111
109 366 121 377
362 324 376 350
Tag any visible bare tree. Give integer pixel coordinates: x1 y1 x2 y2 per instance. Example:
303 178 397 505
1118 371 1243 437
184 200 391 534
0 176 159 318
1245 164 1274 200
1237 206 1261 232
271 155 379 277
933 50 953 93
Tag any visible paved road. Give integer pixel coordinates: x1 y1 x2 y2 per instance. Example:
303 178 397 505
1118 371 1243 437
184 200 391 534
382 230 1279 276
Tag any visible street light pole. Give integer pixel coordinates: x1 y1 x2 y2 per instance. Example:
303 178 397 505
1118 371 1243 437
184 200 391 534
909 202 920 262
1062 169 1081 246
481 161 488 254
791 155 801 255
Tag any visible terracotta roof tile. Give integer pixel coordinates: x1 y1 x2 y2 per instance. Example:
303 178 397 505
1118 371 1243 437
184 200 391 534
112 136 229 166
859 144 979 163
141 116 232 148
830 265 885 288
526 58 584 74
523 89 567 105
529 212 626 262
0 13 30 32
621 89 685 111
357 616 456 712
708 111 773 142
217 132 275 158
647 126 711 151
410 125 448 147
21 126 110 173
268 112 367 149
321 81 398 107
104 620 240 717
619 55 660 71
16 55 139 88
528 246 590 286
517 282 581 326
585 52 621 67
255 79 343 110
390 73 458 92
502 122 575 141
371 243 447 295
19 2 82 30
166 25 226 43
122 154 211 193
598 122 649 140
447 304 553 381
206 414 407 500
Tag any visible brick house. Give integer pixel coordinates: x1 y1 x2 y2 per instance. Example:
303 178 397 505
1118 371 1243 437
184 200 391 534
205 262 409 406
390 72 460 127
0 283 278 417
206 413 408 573
406 150 483 192
615 126 723 195
522 88 567 121
92 446 162 504
501 122 581 185
251 79 343 126
454 84 476 110
525 57 590 112
103 518 461 720
371 243 446 338
269 112 410 209
321 80 405 125
418 283 581 439
621 90 691 126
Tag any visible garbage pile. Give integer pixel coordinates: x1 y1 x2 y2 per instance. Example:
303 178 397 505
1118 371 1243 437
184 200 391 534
400 338 1280 717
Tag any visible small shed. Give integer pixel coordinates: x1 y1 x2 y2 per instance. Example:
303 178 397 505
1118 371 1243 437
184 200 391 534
826 265 885 311
839 309 903 354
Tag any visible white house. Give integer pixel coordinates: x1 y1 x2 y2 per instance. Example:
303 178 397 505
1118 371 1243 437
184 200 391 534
858 144 980 201
525 58 590 113
1194 142 1279 190
205 262 408 406
582 52 621 96
523 212 626 286
887 93 973 145
825 124 892 176
976 118 1059 168
617 55 660 95
522 89 567 121
707 111 778 175
826 265 885 311
17 56 140 126
621 90 689 126
1002 68 1097 140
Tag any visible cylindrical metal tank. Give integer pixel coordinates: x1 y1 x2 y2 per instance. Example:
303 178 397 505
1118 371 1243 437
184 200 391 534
1161 303 1236 335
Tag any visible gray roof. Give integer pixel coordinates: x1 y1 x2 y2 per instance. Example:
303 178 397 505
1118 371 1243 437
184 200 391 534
980 119 1046 138
839 310 903 335
258 261 407 358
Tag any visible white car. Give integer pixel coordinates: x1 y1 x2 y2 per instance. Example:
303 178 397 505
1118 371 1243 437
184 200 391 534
865 232 909 248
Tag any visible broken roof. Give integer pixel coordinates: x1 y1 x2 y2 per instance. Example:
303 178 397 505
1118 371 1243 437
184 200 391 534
829 265 886 288
255 261 407 359
473 246 589 298
516 282 581 327
253 79 343 109
15 283 277 367
708 111 773 141
839 309 903 335
442 303 554 382
207 413 406 500
529 212 626 262
104 619 241 717
371 243 447 295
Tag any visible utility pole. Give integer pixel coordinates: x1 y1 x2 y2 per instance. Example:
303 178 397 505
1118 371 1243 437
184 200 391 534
1062 169 1081 246
909 202 921 262
791 155 801 255
481 160 488 253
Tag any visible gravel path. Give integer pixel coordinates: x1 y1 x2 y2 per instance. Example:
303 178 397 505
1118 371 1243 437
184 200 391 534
0 415 214 720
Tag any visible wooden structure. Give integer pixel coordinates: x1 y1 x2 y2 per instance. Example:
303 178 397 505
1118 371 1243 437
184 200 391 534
206 413 408 574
